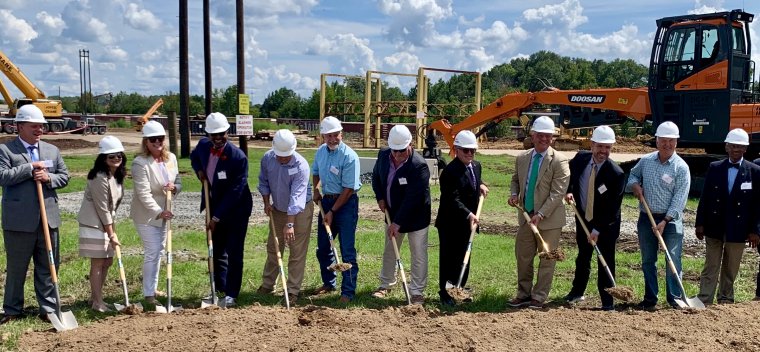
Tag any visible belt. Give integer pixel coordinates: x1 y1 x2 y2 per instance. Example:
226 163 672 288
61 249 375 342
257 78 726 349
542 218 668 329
646 212 666 218
323 194 341 199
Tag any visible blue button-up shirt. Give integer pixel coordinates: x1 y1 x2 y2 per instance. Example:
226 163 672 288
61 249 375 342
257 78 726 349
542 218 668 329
258 150 312 215
626 151 690 229
312 141 361 194
727 158 743 192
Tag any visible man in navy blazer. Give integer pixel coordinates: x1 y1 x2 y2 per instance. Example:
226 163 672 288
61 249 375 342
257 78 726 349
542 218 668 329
435 130 488 306
191 112 253 307
564 126 625 310
697 128 760 304
371 125 431 305
0 105 69 324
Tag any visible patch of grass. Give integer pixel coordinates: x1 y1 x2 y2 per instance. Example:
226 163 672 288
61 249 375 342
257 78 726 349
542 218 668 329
106 119 132 129
2 149 759 349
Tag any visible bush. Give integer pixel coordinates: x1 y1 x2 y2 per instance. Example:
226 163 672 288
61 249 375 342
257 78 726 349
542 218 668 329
107 119 131 129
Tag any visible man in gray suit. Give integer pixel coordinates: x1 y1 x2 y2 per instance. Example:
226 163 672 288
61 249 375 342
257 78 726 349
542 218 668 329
0 105 69 324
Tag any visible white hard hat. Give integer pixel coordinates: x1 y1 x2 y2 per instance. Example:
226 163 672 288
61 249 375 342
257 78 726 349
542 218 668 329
532 116 555 134
388 125 412 150
272 129 297 157
725 128 749 145
142 120 166 137
15 105 46 123
590 125 616 144
655 121 680 138
205 112 230 134
454 130 478 149
99 135 125 154
320 116 342 134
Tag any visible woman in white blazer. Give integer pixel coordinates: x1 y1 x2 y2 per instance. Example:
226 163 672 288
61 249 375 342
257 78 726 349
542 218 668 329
130 121 181 304
78 136 126 312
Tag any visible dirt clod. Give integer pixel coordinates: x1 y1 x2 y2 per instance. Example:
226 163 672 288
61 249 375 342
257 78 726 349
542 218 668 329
605 286 635 302
123 304 143 315
539 248 566 261
328 262 353 272
446 287 471 302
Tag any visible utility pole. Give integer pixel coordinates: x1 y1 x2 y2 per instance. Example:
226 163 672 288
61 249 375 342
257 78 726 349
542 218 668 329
179 0 190 157
236 0 247 155
203 0 212 116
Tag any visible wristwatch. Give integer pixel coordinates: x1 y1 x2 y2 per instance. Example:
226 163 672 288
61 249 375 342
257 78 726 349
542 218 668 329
286 223 294 229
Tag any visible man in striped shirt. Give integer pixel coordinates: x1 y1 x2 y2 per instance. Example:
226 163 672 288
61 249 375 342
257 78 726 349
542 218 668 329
626 121 690 311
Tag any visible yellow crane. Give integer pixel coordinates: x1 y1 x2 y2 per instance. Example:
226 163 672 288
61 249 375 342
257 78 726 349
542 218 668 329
135 98 164 131
0 50 62 117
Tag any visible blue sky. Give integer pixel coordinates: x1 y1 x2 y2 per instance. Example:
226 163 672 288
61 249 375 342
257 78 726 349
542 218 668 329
0 0 757 104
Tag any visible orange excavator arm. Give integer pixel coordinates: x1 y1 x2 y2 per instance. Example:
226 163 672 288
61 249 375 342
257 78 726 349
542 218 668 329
428 87 652 152
135 98 164 131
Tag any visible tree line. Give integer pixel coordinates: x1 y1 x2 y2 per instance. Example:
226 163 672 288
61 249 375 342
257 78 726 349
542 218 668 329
4 51 683 118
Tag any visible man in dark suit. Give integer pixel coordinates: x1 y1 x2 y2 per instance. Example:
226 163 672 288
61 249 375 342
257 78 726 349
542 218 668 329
191 112 253 307
435 130 488 306
697 128 760 304
564 126 625 311
0 105 69 324
371 125 431 305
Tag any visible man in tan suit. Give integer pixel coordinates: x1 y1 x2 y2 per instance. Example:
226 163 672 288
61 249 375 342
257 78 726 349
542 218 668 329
507 116 570 309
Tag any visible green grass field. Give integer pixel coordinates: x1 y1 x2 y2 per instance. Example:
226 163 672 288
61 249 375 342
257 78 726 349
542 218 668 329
1 149 758 349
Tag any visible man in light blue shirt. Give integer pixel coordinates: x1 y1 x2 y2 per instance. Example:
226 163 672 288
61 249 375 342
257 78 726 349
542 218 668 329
257 130 313 304
311 116 361 303
627 121 690 310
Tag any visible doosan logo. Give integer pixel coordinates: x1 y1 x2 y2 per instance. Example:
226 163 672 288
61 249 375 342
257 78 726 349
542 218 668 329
568 95 606 104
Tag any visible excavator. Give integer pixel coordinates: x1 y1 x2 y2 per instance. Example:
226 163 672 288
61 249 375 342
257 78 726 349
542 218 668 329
427 10 758 160
0 50 62 117
134 98 164 132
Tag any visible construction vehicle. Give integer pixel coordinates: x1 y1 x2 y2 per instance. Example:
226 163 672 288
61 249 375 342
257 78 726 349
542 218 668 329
135 98 164 132
425 9 757 193
0 50 106 134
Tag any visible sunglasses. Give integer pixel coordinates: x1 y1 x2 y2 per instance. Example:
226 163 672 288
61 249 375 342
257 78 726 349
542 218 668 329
147 136 165 143
107 153 122 160
458 148 476 154
391 148 407 154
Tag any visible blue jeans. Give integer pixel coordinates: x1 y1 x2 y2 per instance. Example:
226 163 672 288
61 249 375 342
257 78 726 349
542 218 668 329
637 214 683 305
316 194 359 299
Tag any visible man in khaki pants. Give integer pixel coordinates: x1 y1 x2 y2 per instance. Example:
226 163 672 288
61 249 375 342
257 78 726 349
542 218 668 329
507 116 570 309
257 129 314 304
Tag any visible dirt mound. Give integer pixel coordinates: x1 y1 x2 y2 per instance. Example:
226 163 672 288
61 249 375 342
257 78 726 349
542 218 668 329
0 136 97 150
20 302 760 351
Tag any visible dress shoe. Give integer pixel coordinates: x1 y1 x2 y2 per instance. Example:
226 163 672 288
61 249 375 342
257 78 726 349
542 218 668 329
411 295 425 305
528 299 544 309
223 296 237 307
313 285 335 295
440 297 456 307
637 300 657 312
508 297 531 308
0 315 21 325
38 313 50 322
563 293 585 304
338 295 352 303
256 286 273 295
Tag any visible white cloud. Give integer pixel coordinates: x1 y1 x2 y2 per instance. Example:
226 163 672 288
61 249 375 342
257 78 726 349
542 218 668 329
458 15 484 26
41 63 79 83
383 51 423 74
0 10 38 51
136 64 156 77
35 11 65 34
553 24 650 59
377 0 455 47
124 3 162 31
60 1 114 44
523 0 587 29
101 46 129 62
305 33 377 73
0 0 24 10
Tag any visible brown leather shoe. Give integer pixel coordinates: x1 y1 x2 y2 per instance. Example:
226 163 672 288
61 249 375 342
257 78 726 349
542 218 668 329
256 286 273 295
338 295 351 303
411 295 425 305
528 299 544 309
0 315 21 325
313 285 335 295
38 314 50 323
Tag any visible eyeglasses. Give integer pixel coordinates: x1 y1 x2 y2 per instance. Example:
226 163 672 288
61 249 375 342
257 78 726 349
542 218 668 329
458 148 476 154
107 153 122 160
391 148 407 154
147 136 165 143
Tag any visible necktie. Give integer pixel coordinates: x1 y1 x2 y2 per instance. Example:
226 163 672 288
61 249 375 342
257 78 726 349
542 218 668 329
28 146 38 162
585 163 596 222
525 153 542 213
728 163 740 169
467 164 476 189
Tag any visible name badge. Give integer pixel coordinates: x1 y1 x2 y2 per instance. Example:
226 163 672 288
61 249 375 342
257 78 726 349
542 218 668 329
218 171 227 180
399 177 408 185
597 184 607 194
329 165 340 175
661 174 673 184
43 160 54 168
741 182 752 190
288 167 298 176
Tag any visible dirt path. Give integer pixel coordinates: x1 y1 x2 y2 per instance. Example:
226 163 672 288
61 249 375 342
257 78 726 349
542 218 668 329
19 302 760 351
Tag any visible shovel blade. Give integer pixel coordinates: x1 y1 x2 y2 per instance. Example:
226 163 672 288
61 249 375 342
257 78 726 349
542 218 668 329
444 281 456 289
682 296 706 310
48 311 78 332
201 299 217 308
166 304 183 313
114 302 126 312
154 304 168 314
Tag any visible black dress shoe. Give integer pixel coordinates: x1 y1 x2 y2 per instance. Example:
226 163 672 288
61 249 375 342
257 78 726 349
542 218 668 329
38 313 51 322
440 297 456 307
0 315 21 325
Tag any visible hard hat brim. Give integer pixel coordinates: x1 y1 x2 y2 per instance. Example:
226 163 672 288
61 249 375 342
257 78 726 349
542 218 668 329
273 148 295 157
320 127 342 134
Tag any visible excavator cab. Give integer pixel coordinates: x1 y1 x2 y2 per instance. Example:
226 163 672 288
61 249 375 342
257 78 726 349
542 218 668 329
648 10 754 151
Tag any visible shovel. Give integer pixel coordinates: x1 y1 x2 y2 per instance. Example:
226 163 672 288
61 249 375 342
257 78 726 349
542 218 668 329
383 210 411 305
268 214 290 310
156 190 182 313
36 180 78 331
113 244 144 314
566 200 634 302
445 195 484 301
516 204 565 261
200 180 219 308
641 198 705 310
317 204 352 272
